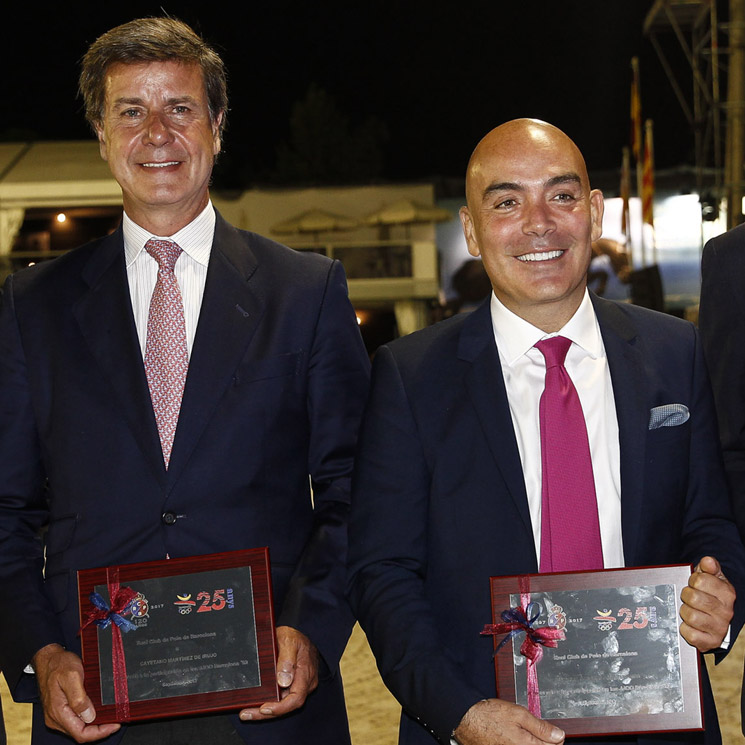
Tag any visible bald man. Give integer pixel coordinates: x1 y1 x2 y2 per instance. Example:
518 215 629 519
347 119 745 745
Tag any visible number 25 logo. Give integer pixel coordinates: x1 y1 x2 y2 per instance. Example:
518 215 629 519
196 589 227 612
616 607 648 629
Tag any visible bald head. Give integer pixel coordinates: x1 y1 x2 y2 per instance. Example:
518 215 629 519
465 119 591 212
458 118 604 332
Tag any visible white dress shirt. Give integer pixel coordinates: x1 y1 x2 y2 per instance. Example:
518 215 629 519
123 202 215 357
490 290 625 568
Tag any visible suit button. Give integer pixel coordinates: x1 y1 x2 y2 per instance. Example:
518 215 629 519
162 511 177 526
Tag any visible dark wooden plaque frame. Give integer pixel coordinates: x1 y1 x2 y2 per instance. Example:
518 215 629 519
489 565 703 737
78 548 278 723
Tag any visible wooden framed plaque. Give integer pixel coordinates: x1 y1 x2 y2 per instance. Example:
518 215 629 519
487 565 703 737
78 548 278 723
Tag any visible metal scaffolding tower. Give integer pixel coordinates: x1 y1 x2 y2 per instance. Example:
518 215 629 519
644 0 745 228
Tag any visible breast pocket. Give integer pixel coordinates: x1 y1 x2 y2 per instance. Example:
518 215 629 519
647 420 690 445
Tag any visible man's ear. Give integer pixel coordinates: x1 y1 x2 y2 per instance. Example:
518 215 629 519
459 206 481 258
212 111 224 156
589 189 604 242
96 125 109 162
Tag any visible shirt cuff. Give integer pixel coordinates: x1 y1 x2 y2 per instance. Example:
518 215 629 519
718 625 732 650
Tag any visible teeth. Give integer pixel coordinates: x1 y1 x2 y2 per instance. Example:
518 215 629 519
142 162 179 168
517 250 563 262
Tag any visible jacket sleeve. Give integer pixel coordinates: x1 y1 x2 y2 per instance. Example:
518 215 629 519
276 260 370 671
347 345 486 744
0 274 65 702
699 233 745 544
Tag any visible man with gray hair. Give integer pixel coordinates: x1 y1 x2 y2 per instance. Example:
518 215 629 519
0 17 369 745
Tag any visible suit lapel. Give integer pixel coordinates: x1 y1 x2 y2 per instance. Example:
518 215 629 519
591 294 648 565
73 228 166 484
458 302 535 545
166 215 263 478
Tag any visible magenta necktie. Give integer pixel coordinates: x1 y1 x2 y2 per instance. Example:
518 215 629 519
144 239 189 469
535 336 603 572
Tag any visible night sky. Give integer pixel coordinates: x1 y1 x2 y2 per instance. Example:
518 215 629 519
2 1 696 186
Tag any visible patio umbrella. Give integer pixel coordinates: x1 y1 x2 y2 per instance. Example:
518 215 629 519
272 208 359 242
362 198 453 238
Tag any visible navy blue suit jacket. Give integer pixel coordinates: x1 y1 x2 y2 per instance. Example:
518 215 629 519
699 224 745 735
700 224 745 543
0 213 370 744
348 294 745 745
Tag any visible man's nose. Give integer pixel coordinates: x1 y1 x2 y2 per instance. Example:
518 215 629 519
142 113 174 146
522 201 556 236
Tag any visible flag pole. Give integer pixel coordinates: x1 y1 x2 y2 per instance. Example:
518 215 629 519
642 119 657 264
631 57 646 267
621 146 633 270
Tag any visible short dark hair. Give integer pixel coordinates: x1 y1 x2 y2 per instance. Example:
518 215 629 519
79 17 227 135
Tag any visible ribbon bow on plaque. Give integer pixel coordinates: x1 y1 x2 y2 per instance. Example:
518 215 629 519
83 588 139 632
481 601 564 717
79 576 138 721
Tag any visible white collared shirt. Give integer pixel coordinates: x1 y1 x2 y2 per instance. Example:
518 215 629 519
123 202 215 357
490 289 625 568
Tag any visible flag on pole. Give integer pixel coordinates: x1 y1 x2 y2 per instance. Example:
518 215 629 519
621 146 631 239
631 57 643 164
631 57 646 265
642 119 655 227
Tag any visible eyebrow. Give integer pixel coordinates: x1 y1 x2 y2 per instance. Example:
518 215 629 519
482 172 582 200
111 95 201 108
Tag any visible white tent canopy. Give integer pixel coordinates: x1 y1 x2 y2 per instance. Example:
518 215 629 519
0 141 121 253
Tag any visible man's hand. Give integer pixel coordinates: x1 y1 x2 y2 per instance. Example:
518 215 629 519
239 626 319 721
453 699 565 745
680 556 736 652
32 643 121 743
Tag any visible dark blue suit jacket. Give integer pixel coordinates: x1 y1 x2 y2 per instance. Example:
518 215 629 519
700 224 745 543
0 213 370 744
699 224 745 735
348 294 745 745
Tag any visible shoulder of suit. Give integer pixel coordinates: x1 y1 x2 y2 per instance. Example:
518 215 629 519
220 220 333 268
382 312 472 370
703 222 745 255
593 294 697 351
217 221 340 290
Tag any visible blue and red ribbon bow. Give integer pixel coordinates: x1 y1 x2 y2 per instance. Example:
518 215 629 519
83 588 138 633
481 600 564 717
80 575 138 721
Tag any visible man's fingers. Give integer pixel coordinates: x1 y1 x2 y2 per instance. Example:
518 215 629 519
32 644 121 742
454 698 564 745
275 625 301 688
52 706 121 744
694 555 725 579
55 667 95 722
276 667 294 688
239 626 319 721
680 557 735 652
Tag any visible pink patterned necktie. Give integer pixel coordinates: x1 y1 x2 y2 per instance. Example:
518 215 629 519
144 239 189 469
535 336 603 572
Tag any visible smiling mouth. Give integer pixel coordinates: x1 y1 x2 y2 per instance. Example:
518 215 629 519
517 250 564 262
141 161 180 168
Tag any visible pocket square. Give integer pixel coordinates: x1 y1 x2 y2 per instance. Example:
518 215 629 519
648 403 690 429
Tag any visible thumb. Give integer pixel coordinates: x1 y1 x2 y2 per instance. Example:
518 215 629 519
695 555 725 579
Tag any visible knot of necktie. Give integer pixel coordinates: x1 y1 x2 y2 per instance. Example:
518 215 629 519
145 239 182 272
535 335 571 369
